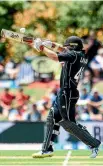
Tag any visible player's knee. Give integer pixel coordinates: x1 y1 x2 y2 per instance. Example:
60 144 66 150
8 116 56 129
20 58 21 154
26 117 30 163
54 110 62 123
69 117 76 123
59 120 72 132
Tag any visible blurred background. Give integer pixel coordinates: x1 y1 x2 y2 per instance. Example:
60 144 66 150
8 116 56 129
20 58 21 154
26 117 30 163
0 0 103 150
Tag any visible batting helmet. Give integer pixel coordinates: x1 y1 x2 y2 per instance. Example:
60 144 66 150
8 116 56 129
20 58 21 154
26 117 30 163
63 36 83 51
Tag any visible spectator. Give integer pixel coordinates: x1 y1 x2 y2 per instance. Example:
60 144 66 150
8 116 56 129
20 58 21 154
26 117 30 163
37 96 51 120
0 63 4 79
15 88 30 107
49 85 59 104
76 105 90 121
87 88 103 120
76 88 89 121
16 57 34 85
8 106 25 121
89 48 103 81
80 88 89 100
84 30 101 62
23 104 41 121
0 88 15 117
78 70 93 94
5 60 19 79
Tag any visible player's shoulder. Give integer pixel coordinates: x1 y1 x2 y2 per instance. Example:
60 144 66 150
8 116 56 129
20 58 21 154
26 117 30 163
64 49 77 56
73 50 85 57
66 49 85 56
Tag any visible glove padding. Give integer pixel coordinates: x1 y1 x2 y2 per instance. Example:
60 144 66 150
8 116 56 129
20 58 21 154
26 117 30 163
42 40 63 52
33 38 43 52
42 40 53 49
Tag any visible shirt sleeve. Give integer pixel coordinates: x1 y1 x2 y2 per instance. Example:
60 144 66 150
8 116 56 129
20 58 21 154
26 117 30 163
57 50 77 63
99 96 102 101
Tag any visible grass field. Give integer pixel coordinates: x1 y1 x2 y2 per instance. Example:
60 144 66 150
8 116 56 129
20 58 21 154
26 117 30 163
0 150 103 166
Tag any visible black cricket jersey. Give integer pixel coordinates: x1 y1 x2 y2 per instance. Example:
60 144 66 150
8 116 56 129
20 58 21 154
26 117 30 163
58 49 88 90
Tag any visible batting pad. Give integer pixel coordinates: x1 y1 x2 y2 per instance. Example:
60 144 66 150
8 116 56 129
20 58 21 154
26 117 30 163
59 120 100 148
42 108 55 152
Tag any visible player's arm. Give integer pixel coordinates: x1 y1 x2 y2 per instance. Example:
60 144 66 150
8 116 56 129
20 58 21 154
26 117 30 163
32 38 73 62
42 40 65 53
87 100 99 107
43 47 58 61
93 100 103 107
32 38 58 61
42 47 75 62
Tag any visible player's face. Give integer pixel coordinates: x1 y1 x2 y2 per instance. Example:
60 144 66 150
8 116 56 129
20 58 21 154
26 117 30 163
64 46 68 50
94 92 98 98
99 53 103 57
83 43 89 52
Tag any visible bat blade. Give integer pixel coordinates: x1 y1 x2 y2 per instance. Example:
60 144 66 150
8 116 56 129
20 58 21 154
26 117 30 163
1 29 34 44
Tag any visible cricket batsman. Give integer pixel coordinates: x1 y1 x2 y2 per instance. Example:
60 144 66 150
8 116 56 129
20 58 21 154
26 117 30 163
32 36 101 158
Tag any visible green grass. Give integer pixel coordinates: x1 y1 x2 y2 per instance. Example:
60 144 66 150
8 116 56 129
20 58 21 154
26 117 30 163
0 150 103 166
21 87 46 100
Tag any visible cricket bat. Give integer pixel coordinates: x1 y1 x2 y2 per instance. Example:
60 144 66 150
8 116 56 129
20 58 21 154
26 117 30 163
1 29 64 52
1 29 34 45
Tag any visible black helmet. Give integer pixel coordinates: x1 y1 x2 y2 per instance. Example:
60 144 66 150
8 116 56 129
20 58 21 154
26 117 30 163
63 36 83 50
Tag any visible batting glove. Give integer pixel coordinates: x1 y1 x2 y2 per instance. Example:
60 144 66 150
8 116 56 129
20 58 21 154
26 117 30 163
42 40 63 52
42 40 53 49
33 38 44 52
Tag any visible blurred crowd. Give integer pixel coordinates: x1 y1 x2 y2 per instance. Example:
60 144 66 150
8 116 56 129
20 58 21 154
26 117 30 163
0 86 58 121
1 31 103 121
77 31 103 121
0 56 35 84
